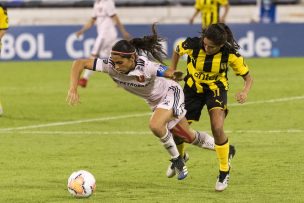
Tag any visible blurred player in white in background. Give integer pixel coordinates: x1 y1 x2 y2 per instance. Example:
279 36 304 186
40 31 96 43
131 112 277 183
76 0 131 87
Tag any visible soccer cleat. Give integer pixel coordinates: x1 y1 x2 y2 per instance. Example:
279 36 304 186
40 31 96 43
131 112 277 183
78 78 88 88
215 170 230 192
167 153 189 178
228 145 236 167
215 145 236 191
171 155 188 180
202 135 215 150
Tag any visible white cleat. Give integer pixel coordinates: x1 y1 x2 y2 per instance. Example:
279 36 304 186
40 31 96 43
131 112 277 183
215 170 230 192
215 145 236 192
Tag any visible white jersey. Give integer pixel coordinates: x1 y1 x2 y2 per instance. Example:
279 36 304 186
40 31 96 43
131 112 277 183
92 0 117 37
93 56 186 122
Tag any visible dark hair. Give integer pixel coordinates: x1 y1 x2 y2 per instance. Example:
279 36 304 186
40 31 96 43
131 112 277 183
111 24 166 64
202 23 240 51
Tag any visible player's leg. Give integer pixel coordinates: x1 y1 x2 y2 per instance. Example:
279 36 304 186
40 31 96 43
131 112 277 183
166 85 212 178
166 118 215 178
207 88 235 191
149 108 188 180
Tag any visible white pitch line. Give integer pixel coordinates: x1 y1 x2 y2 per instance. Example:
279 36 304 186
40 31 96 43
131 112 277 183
230 95 304 106
0 113 151 132
0 95 303 132
0 129 303 135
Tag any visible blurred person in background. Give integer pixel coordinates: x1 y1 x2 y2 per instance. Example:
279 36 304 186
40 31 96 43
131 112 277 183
189 0 230 29
0 2 9 116
76 0 130 88
169 23 253 191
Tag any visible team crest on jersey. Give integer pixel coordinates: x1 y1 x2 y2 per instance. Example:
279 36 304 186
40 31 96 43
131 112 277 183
136 75 145 82
220 63 228 71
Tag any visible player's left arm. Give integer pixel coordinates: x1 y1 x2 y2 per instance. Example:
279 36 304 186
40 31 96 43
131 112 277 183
229 54 253 103
235 72 253 104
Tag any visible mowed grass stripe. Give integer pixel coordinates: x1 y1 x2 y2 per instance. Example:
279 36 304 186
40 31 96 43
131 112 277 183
0 95 303 132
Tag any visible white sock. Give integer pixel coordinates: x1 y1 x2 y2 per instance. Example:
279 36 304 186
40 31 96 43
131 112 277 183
83 69 94 80
192 131 215 150
160 129 180 159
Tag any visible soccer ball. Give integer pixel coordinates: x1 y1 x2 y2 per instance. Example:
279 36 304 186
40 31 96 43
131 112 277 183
67 170 96 198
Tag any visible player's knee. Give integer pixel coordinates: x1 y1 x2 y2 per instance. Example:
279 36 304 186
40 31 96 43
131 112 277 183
149 121 163 136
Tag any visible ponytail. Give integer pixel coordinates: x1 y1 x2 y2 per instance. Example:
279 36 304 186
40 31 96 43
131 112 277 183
202 23 240 51
111 24 167 64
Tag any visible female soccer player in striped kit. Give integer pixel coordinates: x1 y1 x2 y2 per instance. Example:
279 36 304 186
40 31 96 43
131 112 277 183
170 23 253 191
67 24 215 180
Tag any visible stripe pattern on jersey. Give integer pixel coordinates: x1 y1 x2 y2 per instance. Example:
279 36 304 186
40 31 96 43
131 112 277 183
176 37 249 93
168 86 182 117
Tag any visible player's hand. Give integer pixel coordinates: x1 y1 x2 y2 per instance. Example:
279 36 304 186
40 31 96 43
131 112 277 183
66 89 80 106
235 91 247 104
172 71 184 81
122 31 131 40
75 31 83 38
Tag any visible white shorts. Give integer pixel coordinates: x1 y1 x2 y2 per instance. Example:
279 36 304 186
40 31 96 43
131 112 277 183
91 34 117 57
155 85 187 130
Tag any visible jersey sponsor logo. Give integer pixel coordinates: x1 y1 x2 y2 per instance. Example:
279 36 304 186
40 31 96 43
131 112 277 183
194 72 218 81
112 78 150 87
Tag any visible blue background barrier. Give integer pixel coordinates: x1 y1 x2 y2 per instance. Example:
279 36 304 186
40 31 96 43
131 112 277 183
1 23 303 61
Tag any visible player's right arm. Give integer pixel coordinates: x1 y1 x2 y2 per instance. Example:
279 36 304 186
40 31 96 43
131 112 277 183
189 10 200 24
67 59 95 105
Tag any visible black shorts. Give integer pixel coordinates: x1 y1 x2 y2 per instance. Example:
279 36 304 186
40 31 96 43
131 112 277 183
184 85 228 122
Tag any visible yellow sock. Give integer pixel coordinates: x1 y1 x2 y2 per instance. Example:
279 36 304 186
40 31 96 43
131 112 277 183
215 141 230 172
177 142 185 157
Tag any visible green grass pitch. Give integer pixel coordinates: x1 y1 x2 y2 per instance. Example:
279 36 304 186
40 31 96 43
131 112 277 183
0 58 303 202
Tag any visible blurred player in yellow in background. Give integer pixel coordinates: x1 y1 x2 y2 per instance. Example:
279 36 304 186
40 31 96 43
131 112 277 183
189 0 230 28
0 3 9 116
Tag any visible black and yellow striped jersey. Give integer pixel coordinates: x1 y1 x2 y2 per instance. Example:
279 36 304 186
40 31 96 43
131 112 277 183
176 37 249 93
0 4 8 30
195 0 228 28
0 4 9 30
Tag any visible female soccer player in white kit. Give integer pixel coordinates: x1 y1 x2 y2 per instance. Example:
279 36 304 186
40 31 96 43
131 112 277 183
67 24 214 180
75 0 130 87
